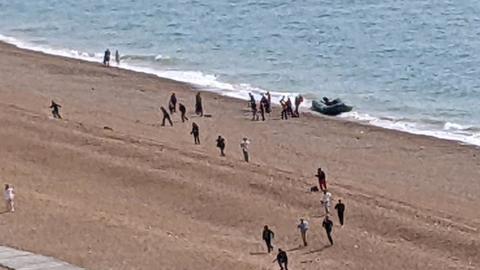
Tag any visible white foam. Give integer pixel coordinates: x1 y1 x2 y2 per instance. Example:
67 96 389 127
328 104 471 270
339 111 480 146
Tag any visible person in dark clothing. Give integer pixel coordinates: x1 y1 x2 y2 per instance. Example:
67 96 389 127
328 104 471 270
266 92 272 113
169 93 177 114
316 167 327 192
322 215 334 245
160 106 173 126
50 101 62 119
216 135 226 156
103 49 111 66
334 199 345 226
195 92 203 116
274 249 288 270
259 101 266 121
260 94 269 117
251 100 259 121
286 97 294 117
248 92 255 106
179 103 188 122
294 94 303 117
262 225 275 253
191 122 200 144
248 93 259 121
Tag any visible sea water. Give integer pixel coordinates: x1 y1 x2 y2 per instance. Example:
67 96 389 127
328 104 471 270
1 0 480 145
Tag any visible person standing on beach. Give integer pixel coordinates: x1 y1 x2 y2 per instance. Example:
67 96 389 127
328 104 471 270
191 122 200 144
286 97 294 117
216 135 226 156
103 49 111 66
249 93 259 121
321 189 332 214
316 168 327 191
240 137 250 162
322 215 334 245
334 199 345 226
195 92 203 116
160 106 173 126
280 96 288 120
266 91 272 113
179 103 188 122
262 225 275 253
297 218 309 246
115 50 120 65
169 93 177 114
4 184 15 213
50 101 62 119
273 248 288 270
259 99 266 121
260 94 269 118
294 94 304 117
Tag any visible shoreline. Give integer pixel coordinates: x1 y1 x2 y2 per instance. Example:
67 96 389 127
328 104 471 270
1 35 479 147
0 40 479 269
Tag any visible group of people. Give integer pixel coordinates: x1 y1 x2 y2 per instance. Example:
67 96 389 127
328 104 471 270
248 92 304 121
103 49 121 67
248 92 271 121
45 76 348 270
279 94 303 120
261 168 346 269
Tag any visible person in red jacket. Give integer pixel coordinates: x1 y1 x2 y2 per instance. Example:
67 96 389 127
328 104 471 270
316 167 327 191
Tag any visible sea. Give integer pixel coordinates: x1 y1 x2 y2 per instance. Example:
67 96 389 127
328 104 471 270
1 0 480 146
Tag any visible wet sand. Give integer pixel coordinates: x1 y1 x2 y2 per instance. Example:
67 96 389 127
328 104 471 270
0 42 478 270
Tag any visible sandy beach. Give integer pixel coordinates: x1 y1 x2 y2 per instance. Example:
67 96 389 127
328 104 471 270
0 41 478 269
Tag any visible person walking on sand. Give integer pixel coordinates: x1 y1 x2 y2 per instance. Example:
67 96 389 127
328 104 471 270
160 106 173 126
322 215 334 245
216 135 226 156
273 248 288 270
169 93 177 114
4 184 15 213
195 92 203 116
316 167 327 191
103 48 111 66
240 137 250 162
262 225 275 253
179 103 188 122
335 199 345 226
191 122 200 144
115 50 120 65
297 218 309 247
50 101 62 119
321 189 332 214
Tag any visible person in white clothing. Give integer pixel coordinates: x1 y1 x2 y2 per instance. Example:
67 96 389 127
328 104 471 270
4 184 15 212
240 137 250 162
297 218 309 246
321 190 332 214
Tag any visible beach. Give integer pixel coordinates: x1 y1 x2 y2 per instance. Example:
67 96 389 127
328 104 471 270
0 41 478 269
